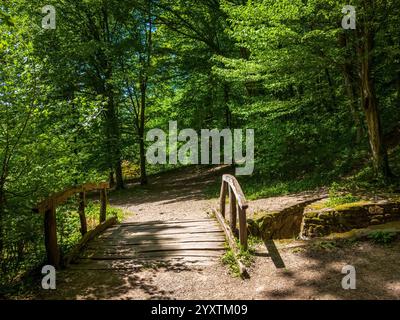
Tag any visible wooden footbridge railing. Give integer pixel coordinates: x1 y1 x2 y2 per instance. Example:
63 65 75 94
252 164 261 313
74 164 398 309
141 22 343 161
219 174 248 250
214 174 249 277
33 182 111 268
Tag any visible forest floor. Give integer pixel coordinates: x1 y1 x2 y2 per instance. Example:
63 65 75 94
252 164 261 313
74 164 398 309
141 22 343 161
32 166 400 300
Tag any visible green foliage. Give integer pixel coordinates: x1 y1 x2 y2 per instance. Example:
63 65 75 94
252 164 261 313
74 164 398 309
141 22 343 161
368 231 397 245
247 235 263 247
326 182 360 207
221 248 241 277
205 172 329 200
0 200 126 290
57 199 125 255
0 9 15 26
312 241 337 250
0 207 45 286
1 0 400 288
222 237 255 278
237 247 254 268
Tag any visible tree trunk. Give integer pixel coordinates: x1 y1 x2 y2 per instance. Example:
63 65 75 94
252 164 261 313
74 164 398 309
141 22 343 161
100 7 124 190
397 71 400 109
359 25 392 180
339 33 363 143
0 187 4 256
224 83 232 128
324 68 337 110
109 169 115 188
100 189 107 223
105 87 124 190
343 63 363 143
363 94 391 179
115 161 124 189
78 192 87 236
139 137 147 185
346 84 362 143
136 4 153 187
139 81 148 186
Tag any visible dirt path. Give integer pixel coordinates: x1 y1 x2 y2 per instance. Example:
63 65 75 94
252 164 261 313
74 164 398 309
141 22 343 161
111 166 225 222
36 166 400 300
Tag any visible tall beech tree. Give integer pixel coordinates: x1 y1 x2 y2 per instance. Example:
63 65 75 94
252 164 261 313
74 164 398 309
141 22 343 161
354 0 395 180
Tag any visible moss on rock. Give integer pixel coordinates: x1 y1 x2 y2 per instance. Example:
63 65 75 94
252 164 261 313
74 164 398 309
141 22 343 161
301 200 400 238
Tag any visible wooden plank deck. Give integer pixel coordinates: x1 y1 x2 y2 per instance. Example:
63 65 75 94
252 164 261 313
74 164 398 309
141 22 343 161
70 218 226 270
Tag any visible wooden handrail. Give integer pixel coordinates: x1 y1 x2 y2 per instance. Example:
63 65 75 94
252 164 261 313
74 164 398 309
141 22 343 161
34 182 110 268
219 174 248 250
222 175 248 210
35 182 110 213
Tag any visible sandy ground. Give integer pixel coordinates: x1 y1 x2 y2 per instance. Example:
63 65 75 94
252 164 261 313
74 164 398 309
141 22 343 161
34 166 400 300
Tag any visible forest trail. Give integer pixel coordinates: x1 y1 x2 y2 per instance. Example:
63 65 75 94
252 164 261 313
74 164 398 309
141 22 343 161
111 165 230 223
35 166 400 300
110 165 322 223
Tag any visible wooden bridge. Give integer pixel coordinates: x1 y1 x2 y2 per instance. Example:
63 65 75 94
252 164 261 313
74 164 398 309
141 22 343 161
73 219 225 269
34 175 249 274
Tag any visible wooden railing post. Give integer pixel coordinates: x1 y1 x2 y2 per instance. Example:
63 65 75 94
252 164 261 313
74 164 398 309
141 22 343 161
219 175 249 250
100 188 107 223
219 181 227 218
78 192 87 236
44 204 60 268
238 207 248 250
229 187 237 233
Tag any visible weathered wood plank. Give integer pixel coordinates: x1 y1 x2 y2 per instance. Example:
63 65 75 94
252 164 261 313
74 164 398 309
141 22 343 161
88 238 226 247
99 227 223 237
103 228 222 236
109 226 222 234
115 222 221 230
238 207 248 250
229 187 237 232
85 249 224 259
79 256 217 263
70 260 143 270
96 232 224 243
64 218 226 270
219 181 227 218
119 219 213 227
109 222 221 229
70 256 217 269
85 249 225 257
85 247 225 256
84 242 225 254
92 233 225 241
